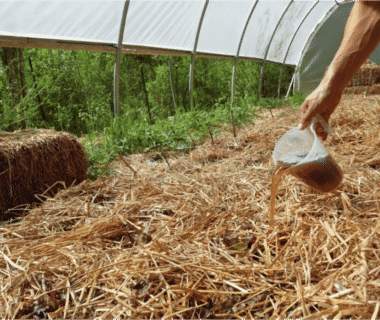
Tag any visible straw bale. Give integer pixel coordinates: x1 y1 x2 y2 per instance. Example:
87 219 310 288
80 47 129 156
0 129 88 220
344 84 380 96
347 59 380 87
1 96 380 319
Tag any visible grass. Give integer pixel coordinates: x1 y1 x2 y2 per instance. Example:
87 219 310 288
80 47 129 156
0 92 306 182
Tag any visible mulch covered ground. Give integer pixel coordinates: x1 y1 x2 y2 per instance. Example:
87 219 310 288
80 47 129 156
1 94 380 319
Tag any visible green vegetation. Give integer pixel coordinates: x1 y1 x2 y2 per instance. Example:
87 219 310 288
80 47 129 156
0 48 306 181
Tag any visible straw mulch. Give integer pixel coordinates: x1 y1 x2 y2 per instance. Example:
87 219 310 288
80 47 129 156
1 95 380 319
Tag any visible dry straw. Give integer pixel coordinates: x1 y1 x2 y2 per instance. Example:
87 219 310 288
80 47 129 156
1 93 380 319
345 59 380 95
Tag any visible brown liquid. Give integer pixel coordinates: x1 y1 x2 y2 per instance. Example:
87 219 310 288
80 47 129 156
287 154 343 194
268 164 290 232
269 155 343 232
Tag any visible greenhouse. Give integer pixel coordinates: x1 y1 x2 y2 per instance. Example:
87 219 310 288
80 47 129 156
1 1 380 116
2 2 380 319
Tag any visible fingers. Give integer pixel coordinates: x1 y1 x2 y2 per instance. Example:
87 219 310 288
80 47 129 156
299 101 316 130
300 109 315 130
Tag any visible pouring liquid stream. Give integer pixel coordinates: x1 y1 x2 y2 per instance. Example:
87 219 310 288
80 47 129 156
269 163 290 232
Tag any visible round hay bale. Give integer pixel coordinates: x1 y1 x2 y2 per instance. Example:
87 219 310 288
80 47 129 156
0 128 89 216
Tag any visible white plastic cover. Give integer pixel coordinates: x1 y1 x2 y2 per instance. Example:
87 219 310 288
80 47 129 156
0 2 125 44
0 1 376 96
297 1 380 95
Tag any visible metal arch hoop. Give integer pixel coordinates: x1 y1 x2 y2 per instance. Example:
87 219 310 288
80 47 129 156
113 0 130 118
168 55 177 112
189 0 209 112
231 1 259 105
258 1 293 100
295 1 342 95
280 1 319 99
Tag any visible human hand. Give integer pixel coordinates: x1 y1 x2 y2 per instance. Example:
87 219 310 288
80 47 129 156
298 80 342 141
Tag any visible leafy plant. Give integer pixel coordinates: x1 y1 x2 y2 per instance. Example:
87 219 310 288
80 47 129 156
0 47 303 182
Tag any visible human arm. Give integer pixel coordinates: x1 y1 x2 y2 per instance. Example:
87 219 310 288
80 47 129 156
299 1 380 141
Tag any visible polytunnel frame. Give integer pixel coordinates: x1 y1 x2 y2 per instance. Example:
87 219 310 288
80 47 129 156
231 1 259 106
189 0 209 112
113 0 211 117
0 1 348 119
113 0 130 118
282 0 320 99
292 0 342 95
228 0 258 132
113 0 301 118
229 0 312 108
258 2 292 101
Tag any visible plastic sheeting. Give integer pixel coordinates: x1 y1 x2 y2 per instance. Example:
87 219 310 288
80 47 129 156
296 1 380 95
0 1 378 98
0 1 348 63
0 2 124 46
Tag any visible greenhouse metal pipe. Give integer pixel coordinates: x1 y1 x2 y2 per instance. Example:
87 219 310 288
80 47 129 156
286 72 295 99
189 0 209 112
168 56 177 112
281 1 319 96
231 1 258 105
120 45 295 66
259 2 292 100
113 0 130 118
296 1 341 93
282 1 318 66
0 37 117 53
0 36 298 69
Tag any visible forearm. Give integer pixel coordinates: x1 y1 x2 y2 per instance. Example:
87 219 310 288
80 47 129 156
324 1 380 93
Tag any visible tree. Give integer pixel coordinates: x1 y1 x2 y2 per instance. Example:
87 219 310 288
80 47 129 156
0 47 27 129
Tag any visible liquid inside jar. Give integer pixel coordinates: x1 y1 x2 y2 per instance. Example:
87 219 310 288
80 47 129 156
286 154 343 193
